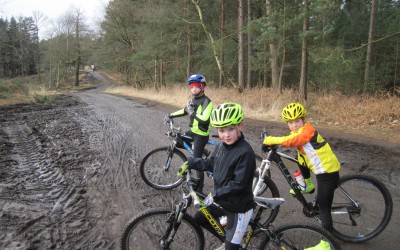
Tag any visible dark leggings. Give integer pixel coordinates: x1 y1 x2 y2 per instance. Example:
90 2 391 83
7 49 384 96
190 133 209 191
316 172 339 232
298 160 340 232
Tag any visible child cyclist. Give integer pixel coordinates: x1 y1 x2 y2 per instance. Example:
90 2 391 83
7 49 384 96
262 102 340 250
165 74 213 194
178 102 256 250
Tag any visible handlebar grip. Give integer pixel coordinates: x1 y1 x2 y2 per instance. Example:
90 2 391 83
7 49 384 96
261 128 270 139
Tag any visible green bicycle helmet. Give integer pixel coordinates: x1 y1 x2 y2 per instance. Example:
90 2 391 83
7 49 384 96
282 102 307 122
210 102 244 128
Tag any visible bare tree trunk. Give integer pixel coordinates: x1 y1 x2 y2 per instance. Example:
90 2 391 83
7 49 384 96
219 0 225 88
246 0 252 88
33 11 47 82
74 13 81 87
160 58 165 87
278 2 287 94
364 0 378 93
154 58 158 90
299 0 309 100
192 0 238 89
238 0 244 90
184 0 192 77
266 0 280 90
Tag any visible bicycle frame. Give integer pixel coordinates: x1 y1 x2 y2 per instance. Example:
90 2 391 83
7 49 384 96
166 119 219 153
258 143 364 221
267 149 316 212
178 170 284 249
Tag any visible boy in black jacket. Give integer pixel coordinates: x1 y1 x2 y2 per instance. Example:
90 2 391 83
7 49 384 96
179 102 255 250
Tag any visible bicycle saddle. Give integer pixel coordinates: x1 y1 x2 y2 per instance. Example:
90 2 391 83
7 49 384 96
254 197 285 209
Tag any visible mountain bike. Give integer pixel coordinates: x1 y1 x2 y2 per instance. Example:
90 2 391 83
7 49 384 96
139 118 219 190
121 169 341 250
139 119 273 190
253 129 393 243
140 119 281 226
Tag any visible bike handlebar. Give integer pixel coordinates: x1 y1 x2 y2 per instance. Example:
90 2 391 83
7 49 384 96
261 128 270 139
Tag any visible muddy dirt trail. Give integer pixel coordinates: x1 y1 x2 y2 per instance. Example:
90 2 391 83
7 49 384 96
0 72 399 250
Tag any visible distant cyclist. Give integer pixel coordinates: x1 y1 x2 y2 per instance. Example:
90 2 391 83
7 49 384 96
165 74 213 194
262 102 341 250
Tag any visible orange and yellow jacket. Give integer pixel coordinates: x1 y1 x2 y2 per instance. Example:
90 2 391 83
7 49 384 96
263 122 340 174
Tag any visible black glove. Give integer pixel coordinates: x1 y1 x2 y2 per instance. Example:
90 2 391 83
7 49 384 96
261 144 269 153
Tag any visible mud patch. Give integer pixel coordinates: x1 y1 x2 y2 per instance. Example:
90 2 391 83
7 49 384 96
0 95 109 249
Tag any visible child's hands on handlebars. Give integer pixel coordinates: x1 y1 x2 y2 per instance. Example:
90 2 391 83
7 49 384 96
261 134 281 152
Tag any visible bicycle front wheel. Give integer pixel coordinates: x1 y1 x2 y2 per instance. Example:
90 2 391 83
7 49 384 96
331 174 393 242
260 223 341 250
253 154 280 226
121 207 205 250
140 146 187 190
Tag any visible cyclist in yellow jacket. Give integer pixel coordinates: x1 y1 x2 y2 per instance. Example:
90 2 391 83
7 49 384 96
165 74 213 193
262 102 340 250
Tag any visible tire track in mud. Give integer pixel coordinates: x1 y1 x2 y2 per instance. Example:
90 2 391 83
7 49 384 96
73 92 188 247
0 97 111 249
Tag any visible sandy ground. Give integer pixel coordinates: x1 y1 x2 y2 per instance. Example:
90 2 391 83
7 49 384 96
0 72 399 249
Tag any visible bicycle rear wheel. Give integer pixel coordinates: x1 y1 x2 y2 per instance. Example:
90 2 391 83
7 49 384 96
121 207 204 250
260 223 341 250
140 146 187 190
331 174 393 242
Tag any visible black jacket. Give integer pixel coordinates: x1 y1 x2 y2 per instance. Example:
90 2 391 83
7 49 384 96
188 135 256 213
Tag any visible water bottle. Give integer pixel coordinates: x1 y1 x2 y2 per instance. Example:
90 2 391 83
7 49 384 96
293 171 306 191
219 216 227 227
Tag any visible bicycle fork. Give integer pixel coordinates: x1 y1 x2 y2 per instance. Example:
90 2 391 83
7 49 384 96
164 142 177 171
253 159 269 196
161 202 186 249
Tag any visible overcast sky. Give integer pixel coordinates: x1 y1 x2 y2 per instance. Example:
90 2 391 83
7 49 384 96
0 0 110 38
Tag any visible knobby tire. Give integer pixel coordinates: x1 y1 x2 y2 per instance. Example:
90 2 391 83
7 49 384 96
331 174 393 243
121 207 204 250
140 146 187 190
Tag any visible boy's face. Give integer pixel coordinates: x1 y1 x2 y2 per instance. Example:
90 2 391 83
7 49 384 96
189 85 201 95
287 118 305 133
217 123 243 145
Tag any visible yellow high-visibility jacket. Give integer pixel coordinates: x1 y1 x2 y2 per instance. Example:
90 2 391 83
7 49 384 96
263 122 340 174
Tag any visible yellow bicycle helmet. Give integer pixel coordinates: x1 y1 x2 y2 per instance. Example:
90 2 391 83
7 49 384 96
282 103 307 122
210 102 244 128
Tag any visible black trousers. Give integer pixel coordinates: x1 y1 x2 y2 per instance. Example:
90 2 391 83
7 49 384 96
316 172 340 232
186 131 209 191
